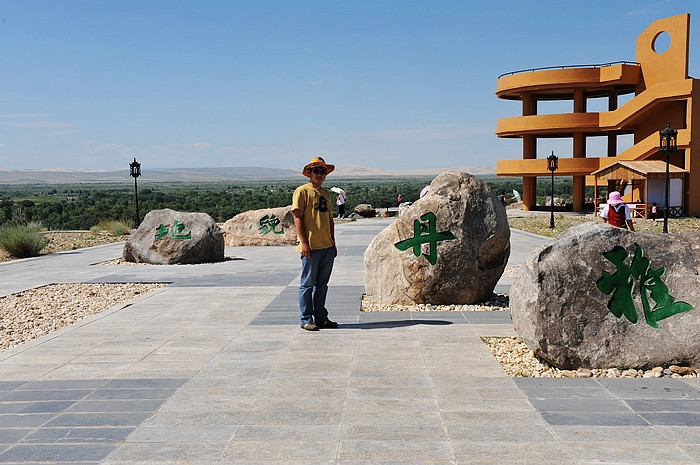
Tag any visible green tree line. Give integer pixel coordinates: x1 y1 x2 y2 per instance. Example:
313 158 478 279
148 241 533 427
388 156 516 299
0 176 584 230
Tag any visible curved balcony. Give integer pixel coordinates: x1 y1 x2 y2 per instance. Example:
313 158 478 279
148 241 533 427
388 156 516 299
496 80 693 138
496 62 640 100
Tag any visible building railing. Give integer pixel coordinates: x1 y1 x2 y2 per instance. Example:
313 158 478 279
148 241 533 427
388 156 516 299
597 203 683 219
498 61 641 79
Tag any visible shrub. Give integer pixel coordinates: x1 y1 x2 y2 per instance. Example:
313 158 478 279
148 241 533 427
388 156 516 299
0 224 50 258
6 207 28 227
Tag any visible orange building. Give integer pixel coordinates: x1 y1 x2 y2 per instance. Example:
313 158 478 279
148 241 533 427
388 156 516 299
495 14 700 217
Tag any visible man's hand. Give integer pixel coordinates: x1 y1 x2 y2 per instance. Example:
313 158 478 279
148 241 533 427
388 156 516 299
300 242 311 258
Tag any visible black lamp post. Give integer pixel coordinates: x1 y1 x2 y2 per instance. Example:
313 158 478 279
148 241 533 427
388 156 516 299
659 121 677 234
547 151 558 229
129 157 141 227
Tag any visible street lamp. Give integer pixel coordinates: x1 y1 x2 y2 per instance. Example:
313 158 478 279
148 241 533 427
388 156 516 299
129 157 142 227
547 151 558 229
659 122 677 234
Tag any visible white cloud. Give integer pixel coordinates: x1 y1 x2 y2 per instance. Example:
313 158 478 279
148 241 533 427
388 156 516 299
0 113 49 119
0 114 75 135
5 120 71 129
81 141 215 168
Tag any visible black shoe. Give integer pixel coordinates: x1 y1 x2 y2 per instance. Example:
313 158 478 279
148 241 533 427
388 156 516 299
300 322 319 331
316 319 338 329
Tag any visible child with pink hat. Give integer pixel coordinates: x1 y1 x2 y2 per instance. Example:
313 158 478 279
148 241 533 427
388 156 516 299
600 191 636 231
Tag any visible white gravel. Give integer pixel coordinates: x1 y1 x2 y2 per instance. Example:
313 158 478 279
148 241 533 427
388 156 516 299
0 282 166 351
484 336 697 379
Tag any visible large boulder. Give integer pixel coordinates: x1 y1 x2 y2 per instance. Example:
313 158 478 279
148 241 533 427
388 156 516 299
123 209 224 264
363 171 510 305
510 222 700 369
354 204 376 218
221 206 297 246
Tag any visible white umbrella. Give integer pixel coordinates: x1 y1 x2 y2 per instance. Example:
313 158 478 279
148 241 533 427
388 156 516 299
330 187 346 196
512 189 522 202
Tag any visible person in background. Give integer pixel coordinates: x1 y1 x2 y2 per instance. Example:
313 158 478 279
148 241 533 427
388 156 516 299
499 191 507 207
397 193 403 205
650 202 658 220
336 190 345 219
600 191 635 231
292 157 339 331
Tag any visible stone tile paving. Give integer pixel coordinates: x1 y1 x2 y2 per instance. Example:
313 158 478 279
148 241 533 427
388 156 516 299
0 379 186 463
1 222 700 464
515 377 700 463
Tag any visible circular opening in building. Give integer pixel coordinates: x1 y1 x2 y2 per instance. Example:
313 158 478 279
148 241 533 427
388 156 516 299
653 31 671 54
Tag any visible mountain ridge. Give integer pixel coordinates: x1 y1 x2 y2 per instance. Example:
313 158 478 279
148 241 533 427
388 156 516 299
0 165 496 184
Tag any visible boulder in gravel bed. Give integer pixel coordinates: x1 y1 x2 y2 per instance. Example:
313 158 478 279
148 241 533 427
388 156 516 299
123 209 224 264
510 222 700 370
221 206 297 246
364 171 510 305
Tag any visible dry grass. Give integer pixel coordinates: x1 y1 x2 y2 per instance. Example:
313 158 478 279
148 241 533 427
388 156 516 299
0 231 128 263
508 214 700 238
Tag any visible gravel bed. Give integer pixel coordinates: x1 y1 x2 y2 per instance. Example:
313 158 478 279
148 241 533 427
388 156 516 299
361 293 509 312
0 282 166 351
360 266 518 312
484 336 697 379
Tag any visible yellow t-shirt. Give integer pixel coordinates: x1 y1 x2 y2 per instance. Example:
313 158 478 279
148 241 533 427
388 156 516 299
292 183 335 252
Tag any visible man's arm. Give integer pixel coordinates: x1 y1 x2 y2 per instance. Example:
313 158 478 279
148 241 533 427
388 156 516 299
293 209 311 258
329 209 336 257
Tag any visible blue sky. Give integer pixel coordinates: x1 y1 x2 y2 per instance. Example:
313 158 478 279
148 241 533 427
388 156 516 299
1 0 698 172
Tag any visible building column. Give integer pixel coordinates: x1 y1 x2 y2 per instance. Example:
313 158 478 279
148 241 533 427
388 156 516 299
686 91 700 216
608 89 618 157
522 93 537 211
572 89 586 211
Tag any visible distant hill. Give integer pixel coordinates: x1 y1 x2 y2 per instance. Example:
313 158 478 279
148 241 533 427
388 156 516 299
0 165 496 184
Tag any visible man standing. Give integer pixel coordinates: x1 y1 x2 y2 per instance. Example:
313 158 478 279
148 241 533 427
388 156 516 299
600 191 636 231
292 157 339 331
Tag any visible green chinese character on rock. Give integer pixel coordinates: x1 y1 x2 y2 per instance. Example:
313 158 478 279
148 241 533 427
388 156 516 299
259 215 284 235
154 220 192 241
168 220 192 240
597 243 693 328
394 212 456 265
155 223 169 240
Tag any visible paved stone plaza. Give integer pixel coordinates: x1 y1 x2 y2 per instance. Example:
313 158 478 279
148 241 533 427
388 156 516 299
0 218 699 464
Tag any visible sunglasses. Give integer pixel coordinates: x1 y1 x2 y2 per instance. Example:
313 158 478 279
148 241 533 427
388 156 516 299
311 167 327 175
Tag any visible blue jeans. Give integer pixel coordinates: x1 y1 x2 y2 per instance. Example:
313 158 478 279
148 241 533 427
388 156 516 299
299 247 335 324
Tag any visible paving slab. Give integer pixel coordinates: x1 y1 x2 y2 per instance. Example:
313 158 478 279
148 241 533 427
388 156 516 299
0 218 698 464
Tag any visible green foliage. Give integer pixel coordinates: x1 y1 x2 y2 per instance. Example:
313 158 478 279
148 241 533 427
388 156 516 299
6 207 29 227
0 176 595 230
0 223 49 258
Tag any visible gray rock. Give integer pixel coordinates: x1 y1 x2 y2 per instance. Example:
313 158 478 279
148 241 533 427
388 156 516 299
354 204 376 218
221 206 297 246
363 171 510 305
545 196 566 207
510 222 700 369
123 209 224 264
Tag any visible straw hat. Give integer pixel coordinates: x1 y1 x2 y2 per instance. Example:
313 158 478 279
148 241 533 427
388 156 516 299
302 157 335 177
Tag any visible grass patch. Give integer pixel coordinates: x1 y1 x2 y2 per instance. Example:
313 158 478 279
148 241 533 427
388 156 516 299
90 220 132 237
0 223 50 258
508 215 700 237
